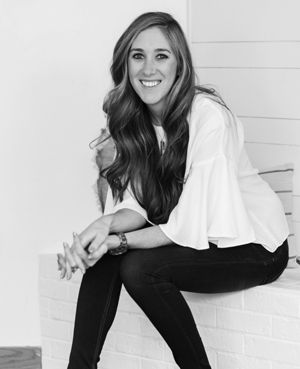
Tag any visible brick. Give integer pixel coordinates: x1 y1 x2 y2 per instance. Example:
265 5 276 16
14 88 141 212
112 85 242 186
206 348 217 368
41 318 73 341
244 288 300 317
49 300 76 322
272 362 300 369
118 289 144 314
39 278 69 300
189 303 216 327
245 335 300 365
100 351 140 369
272 316 300 342
115 332 165 360
68 283 80 302
199 327 244 354
39 297 50 318
140 358 173 369
103 331 117 351
111 311 141 335
41 338 52 357
51 340 72 360
139 316 162 338
217 352 272 369
41 357 68 369
164 343 216 368
163 345 174 363
184 291 244 309
217 307 272 336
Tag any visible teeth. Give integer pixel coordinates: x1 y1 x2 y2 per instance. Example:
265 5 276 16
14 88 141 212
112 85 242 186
140 80 161 87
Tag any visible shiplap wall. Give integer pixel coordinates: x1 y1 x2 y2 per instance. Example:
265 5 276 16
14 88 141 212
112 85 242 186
188 0 300 255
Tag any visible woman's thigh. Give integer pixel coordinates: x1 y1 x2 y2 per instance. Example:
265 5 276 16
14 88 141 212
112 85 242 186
120 240 288 294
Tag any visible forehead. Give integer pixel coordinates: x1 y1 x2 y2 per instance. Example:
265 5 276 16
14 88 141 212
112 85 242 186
131 27 171 50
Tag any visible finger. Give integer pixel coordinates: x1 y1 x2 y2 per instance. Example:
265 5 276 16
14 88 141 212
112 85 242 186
88 234 106 254
73 252 86 274
88 242 108 262
57 253 67 279
77 231 94 251
73 232 89 264
57 253 63 270
63 242 77 269
65 259 73 280
63 243 74 280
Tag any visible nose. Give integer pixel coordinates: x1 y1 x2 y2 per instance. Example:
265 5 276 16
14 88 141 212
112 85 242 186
142 57 156 76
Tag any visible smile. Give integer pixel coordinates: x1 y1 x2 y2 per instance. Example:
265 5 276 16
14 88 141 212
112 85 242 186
140 80 162 87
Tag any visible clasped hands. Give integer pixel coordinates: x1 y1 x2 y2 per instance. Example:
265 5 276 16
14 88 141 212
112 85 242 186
57 217 111 280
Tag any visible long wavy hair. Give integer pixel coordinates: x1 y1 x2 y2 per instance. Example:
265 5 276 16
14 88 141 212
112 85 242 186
102 12 225 224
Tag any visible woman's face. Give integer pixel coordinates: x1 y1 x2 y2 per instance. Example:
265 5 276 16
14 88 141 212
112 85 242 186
128 26 178 118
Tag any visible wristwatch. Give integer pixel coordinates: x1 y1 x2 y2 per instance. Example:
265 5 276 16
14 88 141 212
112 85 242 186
108 232 128 255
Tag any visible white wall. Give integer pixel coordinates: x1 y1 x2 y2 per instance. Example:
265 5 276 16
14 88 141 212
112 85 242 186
189 0 300 255
0 0 188 346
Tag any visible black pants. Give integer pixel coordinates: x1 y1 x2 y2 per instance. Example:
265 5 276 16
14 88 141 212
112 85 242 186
67 239 288 369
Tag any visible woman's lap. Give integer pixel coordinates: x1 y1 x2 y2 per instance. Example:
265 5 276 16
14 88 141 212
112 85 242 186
120 239 289 294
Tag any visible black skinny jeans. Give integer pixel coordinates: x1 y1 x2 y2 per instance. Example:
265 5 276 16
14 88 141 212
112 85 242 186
67 239 288 369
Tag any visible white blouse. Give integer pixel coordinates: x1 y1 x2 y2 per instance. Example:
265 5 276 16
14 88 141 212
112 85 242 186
104 94 289 252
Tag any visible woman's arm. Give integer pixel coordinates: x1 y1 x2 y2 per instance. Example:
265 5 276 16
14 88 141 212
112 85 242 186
103 208 148 234
87 210 173 260
101 224 172 253
59 208 172 278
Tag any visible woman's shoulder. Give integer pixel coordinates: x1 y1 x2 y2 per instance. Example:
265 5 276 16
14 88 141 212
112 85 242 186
189 92 232 133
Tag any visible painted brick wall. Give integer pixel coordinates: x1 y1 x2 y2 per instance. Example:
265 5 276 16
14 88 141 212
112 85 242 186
39 255 300 369
188 0 300 256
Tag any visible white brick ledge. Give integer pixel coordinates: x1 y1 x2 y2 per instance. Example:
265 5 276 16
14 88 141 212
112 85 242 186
39 254 300 369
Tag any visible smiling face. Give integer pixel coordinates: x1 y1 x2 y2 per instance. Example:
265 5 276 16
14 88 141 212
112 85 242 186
128 26 178 119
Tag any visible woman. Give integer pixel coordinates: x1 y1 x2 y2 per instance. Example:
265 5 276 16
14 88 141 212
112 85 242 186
57 12 289 369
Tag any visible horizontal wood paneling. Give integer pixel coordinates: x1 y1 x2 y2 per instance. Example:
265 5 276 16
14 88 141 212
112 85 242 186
294 196 300 222
190 0 300 254
293 221 300 247
195 68 300 119
191 42 300 69
191 0 300 42
245 143 300 195
241 117 300 146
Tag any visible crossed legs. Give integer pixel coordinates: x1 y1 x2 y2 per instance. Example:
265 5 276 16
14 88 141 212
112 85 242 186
67 240 288 369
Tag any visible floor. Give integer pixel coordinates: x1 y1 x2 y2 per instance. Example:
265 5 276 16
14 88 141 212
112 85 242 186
0 347 41 369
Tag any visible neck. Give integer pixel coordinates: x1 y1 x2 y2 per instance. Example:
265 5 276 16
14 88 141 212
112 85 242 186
148 107 162 126
151 114 162 127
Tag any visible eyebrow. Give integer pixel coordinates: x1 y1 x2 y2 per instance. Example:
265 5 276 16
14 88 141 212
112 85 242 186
129 48 171 54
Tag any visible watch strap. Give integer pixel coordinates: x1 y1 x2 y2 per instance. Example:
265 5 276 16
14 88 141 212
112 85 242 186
108 232 128 255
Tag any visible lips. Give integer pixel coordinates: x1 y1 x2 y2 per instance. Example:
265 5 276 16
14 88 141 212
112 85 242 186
140 80 162 87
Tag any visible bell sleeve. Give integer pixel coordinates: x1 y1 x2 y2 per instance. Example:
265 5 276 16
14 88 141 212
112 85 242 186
104 183 154 225
159 101 256 249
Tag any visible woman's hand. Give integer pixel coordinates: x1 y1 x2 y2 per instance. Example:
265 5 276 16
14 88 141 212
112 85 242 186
57 253 67 279
80 215 113 252
58 216 113 279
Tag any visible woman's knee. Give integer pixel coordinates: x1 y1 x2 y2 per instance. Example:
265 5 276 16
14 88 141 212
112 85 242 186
120 250 146 288
119 249 161 291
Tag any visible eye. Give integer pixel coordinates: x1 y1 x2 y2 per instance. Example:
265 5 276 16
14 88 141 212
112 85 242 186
131 53 144 60
156 53 168 60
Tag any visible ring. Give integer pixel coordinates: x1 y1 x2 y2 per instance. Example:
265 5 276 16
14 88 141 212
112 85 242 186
71 266 78 273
